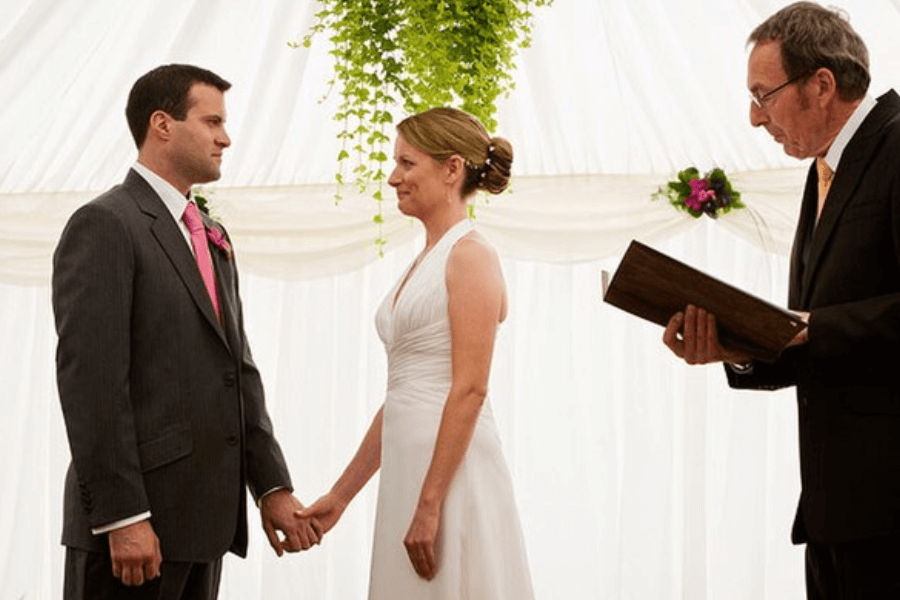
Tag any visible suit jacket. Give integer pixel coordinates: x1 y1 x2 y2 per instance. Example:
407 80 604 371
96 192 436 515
727 90 900 544
52 169 292 562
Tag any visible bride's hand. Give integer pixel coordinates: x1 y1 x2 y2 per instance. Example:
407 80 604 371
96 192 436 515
295 492 347 538
404 504 441 581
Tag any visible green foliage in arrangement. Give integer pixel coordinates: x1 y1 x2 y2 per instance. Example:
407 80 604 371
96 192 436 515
293 0 550 252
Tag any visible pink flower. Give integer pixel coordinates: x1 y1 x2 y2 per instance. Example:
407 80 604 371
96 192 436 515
206 227 232 258
685 178 716 211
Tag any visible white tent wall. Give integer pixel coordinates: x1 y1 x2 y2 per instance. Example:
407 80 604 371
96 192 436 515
2 0 899 598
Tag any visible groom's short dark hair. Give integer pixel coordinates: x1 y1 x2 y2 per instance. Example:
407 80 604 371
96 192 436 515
126 64 231 148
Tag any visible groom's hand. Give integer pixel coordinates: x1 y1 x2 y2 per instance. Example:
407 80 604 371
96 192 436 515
260 489 321 555
108 520 162 586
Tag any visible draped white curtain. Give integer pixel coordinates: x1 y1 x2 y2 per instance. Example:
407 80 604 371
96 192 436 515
2 226 805 600
3 0 900 598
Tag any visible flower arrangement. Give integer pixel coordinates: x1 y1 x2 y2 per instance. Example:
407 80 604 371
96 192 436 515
652 167 744 219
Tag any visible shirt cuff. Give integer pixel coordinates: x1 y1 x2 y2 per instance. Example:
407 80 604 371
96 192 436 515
92 512 152 535
258 486 288 506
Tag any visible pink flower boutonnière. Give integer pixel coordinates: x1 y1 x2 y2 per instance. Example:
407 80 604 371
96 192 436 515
206 226 232 260
193 187 232 260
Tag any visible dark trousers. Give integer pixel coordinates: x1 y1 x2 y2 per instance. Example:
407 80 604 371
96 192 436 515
806 534 900 599
64 547 222 600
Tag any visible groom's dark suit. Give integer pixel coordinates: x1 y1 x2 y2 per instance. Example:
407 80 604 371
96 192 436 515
53 168 292 564
728 90 900 545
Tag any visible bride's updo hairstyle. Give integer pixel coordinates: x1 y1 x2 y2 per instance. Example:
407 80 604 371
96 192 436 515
396 107 513 198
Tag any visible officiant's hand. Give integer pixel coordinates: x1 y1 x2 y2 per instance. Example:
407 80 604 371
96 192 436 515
664 304 751 365
787 311 809 346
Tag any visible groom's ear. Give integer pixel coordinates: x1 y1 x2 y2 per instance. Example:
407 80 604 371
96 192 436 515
147 110 172 142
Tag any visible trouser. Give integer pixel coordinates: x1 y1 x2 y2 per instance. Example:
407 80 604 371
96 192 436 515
806 534 900 599
63 547 223 600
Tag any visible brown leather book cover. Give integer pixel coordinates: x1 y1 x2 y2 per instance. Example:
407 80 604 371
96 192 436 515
602 240 806 362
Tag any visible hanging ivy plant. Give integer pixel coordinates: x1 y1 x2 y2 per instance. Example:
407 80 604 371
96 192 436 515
293 0 550 252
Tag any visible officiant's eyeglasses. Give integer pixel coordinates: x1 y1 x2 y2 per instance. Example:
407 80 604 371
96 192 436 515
749 72 808 109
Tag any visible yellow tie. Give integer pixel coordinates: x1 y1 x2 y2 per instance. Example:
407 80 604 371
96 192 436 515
816 157 833 220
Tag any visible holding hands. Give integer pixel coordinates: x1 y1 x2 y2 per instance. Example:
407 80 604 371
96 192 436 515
296 491 349 538
259 489 322 555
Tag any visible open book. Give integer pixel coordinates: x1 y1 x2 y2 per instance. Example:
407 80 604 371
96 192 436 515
602 240 806 362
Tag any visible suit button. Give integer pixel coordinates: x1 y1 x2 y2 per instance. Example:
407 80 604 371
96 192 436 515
223 372 236 387
800 395 808 407
226 435 239 446
79 483 93 513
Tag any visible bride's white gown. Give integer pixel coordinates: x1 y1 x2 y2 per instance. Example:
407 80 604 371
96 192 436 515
370 219 535 599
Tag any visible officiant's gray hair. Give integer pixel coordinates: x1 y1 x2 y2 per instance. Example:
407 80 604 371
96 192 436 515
397 107 513 197
748 1 870 102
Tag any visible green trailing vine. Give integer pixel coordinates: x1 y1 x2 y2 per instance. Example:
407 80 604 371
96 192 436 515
293 0 550 252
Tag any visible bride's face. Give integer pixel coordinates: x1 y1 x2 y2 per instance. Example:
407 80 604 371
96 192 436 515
388 134 447 219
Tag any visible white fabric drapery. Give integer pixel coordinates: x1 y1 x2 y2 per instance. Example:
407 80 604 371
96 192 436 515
2 228 805 600
0 168 806 285
3 0 900 598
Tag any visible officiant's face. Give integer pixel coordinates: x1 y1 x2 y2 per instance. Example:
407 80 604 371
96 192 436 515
388 135 448 219
747 41 827 160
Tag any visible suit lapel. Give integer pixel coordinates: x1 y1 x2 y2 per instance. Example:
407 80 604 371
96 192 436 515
799 91 900 307
789 163 818 309
125 170 231 350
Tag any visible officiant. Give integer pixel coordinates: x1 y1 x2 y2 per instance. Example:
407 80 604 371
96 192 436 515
662 2 900 598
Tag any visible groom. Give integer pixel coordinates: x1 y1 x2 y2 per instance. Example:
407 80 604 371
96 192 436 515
53 64 319 599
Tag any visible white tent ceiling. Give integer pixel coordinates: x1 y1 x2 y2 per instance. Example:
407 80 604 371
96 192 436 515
3 0 899 190
2 0 899 284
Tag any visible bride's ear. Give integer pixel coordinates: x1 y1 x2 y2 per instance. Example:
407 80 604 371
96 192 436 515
445 155 466 185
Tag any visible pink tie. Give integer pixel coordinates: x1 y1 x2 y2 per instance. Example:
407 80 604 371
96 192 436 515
182 202 220 317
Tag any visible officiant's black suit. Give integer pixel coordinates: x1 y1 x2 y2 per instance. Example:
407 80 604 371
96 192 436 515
728 90 900 545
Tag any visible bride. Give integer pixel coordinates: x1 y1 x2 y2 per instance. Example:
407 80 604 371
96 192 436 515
300 107 535 599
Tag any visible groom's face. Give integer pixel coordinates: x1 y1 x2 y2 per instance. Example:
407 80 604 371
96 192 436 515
168 83 231 185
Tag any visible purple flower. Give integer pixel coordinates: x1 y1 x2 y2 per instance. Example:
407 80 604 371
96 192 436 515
685 178 716 211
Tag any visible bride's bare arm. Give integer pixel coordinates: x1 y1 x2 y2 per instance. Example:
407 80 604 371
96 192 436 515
298 406 383 536
404 234 506 580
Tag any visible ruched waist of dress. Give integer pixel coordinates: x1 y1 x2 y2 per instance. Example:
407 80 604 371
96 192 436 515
385 321 450 396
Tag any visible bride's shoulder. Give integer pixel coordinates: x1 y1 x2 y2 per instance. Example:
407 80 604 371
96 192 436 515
450 230 498 263
447 230 502 284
